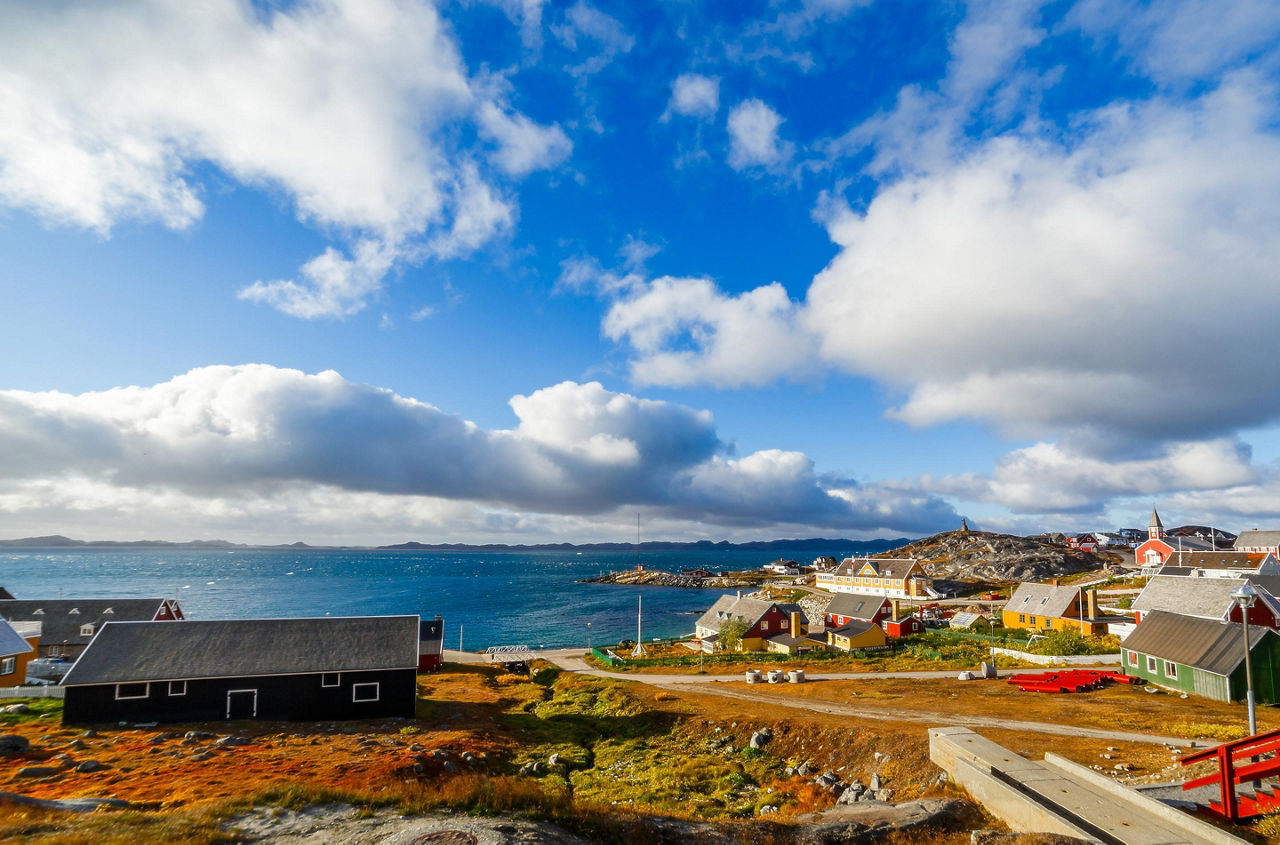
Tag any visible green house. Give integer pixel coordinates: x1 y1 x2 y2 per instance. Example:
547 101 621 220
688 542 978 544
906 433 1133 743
1121 610 1280 703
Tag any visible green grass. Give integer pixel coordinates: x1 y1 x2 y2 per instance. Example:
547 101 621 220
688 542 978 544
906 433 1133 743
0 696 63 725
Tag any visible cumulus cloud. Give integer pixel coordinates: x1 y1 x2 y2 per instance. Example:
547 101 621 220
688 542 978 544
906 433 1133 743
666 74 720 121
0 366 954 541
603 277 817 387
727 99 793 171
0 0 568 318
608 78 1280 443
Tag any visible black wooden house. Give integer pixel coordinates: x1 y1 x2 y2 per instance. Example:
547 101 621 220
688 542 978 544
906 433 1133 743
61 616 419 724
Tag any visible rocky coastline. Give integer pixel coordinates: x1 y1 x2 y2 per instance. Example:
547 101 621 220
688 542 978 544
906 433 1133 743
578 569 754 588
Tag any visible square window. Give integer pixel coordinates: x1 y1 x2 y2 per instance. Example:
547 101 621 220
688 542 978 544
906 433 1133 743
0 657 14 675
79 624 94 637
761 621 769 631
1045 619 1053 630
352 682 380 702
321 672 340 688
115 682 149 700
1164 660 1178 679
1146 656 1158 673
168 680 187 696
1018 615 1025 624
1128 652 1138 666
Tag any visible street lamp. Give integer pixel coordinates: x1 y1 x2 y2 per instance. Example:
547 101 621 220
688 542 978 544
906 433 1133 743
1231 583 1258 736
587 622 592 653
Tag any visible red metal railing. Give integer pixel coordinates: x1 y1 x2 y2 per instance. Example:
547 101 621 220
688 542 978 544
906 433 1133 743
1181 728 1280 820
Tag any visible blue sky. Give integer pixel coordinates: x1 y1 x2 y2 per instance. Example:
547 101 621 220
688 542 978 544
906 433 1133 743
2 0 1280 544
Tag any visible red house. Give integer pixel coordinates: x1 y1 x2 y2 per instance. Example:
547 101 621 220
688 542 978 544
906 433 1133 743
823 593 890 628
884 614 925 637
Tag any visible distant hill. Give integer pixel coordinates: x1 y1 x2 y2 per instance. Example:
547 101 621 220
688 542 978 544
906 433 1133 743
376 538 911 553
0 534 909 553
877 529 1121 582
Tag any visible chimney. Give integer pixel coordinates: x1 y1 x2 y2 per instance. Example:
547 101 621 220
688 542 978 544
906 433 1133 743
891 599 899 622
736 590 741 599
1087 589 1098 619
790 611 803 638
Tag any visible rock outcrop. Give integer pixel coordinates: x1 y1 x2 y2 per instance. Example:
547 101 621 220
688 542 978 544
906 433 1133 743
879 530 1121 582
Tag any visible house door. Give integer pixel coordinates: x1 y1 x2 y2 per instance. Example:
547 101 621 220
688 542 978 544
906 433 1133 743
225 688 257 719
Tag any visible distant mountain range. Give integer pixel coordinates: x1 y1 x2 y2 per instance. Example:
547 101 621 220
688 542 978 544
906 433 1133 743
0 534 910 553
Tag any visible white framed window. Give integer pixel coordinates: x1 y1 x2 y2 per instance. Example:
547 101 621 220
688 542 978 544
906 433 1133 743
115 682 149 700
321 672 340 688
79 624 94 637
1146 655 1158 673
168 680 187 696
352 682 380 702
1127 651 1138 666
1164 660 1178 679
761 621 769 631
0 657 14 675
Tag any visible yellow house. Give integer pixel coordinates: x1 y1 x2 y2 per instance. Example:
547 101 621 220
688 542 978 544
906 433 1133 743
826 619 888 651
816 557 932 598
1002 582 1110 636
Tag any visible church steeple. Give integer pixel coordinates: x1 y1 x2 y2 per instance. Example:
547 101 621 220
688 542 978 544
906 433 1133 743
1149 508 1165 540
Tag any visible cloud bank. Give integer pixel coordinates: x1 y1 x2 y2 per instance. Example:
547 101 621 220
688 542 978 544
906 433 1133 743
0 366 955 543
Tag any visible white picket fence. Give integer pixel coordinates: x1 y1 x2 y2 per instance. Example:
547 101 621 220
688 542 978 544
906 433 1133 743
990 647 1122 666
0 685 64 699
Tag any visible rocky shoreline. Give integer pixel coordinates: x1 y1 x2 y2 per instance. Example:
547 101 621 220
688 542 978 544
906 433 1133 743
578 569 753 588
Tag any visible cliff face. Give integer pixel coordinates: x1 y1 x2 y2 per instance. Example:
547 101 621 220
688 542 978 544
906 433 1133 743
879 530 1120 582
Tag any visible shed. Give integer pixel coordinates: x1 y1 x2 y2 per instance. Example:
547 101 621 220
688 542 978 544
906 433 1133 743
418 615 444 672
1121 611 1280 703
60 616 419 724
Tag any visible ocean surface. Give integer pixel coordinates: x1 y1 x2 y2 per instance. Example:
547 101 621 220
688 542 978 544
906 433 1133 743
0 547 834 650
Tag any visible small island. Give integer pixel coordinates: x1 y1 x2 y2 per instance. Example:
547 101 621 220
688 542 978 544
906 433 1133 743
579 565 756 588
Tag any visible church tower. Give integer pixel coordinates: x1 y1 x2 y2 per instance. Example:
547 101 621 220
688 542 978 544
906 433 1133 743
1148 508 1165 541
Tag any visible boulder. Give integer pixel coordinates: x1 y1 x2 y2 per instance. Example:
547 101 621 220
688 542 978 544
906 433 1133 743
0 734 30 755
869 773 881 791
749 732 769 749
75 760 104 773
2 703 30 714
548 752 562 766
16 766 61 778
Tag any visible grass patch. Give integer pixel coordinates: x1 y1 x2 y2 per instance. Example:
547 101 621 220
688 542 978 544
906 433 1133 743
0 697 63 725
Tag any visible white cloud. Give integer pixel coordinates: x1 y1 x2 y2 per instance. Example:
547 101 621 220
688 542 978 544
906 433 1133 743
552 2 634 77
476 0 549 50
0 0 568 318
1071 0 1280 84
931 438 1258 514
476 101 573 177
609 78 1280 444
727 99 793 171
238 239 396 319
409 306 436 321
667 74 720 121
603 277 817 388
0 365 954 541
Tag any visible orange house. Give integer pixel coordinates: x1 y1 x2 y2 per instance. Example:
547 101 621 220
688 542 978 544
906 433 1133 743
0 619 38 686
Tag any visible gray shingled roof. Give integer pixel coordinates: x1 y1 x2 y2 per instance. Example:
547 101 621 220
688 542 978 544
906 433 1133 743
61 616 419 686
827 619 878 638
0 599 171 648
1123 611 1270 676
695 595 774 635
825 593 888 621
1003 583 1079 619
0 619 33 659
1132 576 1246 620
1164 551 1267 571
832 558 919 580
1152 535 1216 552
1237 530 1280 549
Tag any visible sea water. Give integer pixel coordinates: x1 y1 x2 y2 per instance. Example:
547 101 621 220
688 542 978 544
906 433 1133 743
0 547 827 650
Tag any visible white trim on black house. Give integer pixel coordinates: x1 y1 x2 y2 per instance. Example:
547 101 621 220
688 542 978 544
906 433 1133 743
61 615 419 724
